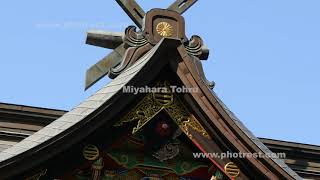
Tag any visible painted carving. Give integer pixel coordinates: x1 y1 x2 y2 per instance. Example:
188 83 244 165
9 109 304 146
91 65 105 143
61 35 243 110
91 158 104 180
153 141 180 162
115 82 211 140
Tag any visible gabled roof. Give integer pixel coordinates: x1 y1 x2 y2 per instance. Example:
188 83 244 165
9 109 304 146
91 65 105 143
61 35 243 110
0 39 302 179
0 103 66 152
261 138 320 178
0 38 179 178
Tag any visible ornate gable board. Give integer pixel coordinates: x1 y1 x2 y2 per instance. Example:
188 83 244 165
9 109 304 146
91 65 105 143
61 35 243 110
114 81 210 139
112 81 254 179
54 93 232 179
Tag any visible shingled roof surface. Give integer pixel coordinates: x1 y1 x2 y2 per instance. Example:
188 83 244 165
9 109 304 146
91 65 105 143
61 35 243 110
0 103 66 152
0 38 160 163
0 39 302 179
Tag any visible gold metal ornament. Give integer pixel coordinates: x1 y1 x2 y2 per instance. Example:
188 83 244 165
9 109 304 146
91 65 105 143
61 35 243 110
153 93 173 105
115 81 210 140
83 144 100 161
224 162 240 178
156 22 173 37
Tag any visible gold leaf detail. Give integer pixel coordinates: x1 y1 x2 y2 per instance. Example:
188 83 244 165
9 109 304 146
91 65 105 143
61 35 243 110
83 144 100 161
224 162 240 178
156 22 173 37
115 81 211 140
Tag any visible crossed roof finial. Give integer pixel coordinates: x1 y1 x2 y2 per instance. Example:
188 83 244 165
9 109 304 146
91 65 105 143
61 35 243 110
115 0 198 29
85 0 209 90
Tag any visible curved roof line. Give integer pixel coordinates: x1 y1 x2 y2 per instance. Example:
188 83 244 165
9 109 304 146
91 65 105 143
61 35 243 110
0 38 301 179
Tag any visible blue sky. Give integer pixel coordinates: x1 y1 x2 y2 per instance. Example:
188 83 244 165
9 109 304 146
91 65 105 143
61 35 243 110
1 0 319 145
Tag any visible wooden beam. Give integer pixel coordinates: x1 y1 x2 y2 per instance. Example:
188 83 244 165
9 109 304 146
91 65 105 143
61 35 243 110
115 0 145 28
85 44 126 90
168 0 198 14
86 30 124 49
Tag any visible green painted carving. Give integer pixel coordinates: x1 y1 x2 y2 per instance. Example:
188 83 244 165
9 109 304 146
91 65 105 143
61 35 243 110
106 137 208 176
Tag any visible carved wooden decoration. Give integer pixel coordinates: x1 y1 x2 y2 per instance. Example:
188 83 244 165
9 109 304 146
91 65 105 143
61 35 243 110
143 9 187 45
114 82 211 140
85 0 214 90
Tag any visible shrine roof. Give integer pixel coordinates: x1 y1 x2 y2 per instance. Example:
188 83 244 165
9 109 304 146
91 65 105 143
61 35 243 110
0 38 301 179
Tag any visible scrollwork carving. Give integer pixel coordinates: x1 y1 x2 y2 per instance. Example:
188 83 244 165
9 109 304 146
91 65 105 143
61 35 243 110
108 26 152 79
114 93 163 132
123 26 148 48
184 35 209 60
153 141 180 162
114 81 211 140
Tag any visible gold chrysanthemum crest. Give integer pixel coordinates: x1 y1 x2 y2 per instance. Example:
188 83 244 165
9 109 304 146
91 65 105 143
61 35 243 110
156 22 173 37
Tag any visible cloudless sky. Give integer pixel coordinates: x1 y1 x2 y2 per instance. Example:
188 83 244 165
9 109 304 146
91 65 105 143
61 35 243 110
1 0 319 145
